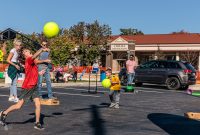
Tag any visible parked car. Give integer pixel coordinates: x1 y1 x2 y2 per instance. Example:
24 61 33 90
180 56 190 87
135 60 196 90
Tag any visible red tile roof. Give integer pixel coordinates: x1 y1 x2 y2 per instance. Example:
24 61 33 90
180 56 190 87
110 33 200 44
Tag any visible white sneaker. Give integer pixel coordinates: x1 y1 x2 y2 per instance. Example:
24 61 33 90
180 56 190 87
109 103 116 108
114 104 119 109
8 96 15 102
13 98 19 103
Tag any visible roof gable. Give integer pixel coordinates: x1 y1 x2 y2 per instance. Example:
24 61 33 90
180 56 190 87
111 37 128 44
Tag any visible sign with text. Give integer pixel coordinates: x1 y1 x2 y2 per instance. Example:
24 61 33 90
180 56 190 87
111 44 128 51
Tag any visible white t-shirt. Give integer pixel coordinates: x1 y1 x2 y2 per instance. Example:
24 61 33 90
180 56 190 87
92 63 99 69
10 48 18 62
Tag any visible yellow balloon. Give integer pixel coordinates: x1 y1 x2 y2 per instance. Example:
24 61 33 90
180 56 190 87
43 22 60 38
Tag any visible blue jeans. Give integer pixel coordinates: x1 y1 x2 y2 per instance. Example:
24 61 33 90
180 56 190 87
92 68 99 74
38 66 53 98
128 73 135 85
10 74 18 97
79 70 86 80
109 90 120 104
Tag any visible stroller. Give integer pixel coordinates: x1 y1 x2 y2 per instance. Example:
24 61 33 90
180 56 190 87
55 70 63 83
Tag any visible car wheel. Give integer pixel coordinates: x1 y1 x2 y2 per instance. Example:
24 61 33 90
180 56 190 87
180 85 189 90
135 82 143 87
166 77 180 90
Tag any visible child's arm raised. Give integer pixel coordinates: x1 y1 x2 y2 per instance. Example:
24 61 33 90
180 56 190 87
35 59 51 64
32 48 49 60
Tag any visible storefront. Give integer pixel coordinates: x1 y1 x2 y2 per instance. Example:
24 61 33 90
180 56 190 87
106 37 135 72
106 33 200 73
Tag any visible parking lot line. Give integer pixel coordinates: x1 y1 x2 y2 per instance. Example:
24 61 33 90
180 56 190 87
0 94 9 97
41 91 101 98
136 87 185 93
64 87 165 94
63 87 108 93
137 90 164 93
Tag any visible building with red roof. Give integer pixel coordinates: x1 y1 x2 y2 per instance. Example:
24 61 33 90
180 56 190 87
106 33 200 72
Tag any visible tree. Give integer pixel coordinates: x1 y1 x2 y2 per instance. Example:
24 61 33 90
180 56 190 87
179 50 199 69
155 46 165 60
171 30 188 34
120 28 144 35
69 22 85 44
25 30 76 66
49 33 75 66
77 43 89 66
86 20 111 45
70 20 112 65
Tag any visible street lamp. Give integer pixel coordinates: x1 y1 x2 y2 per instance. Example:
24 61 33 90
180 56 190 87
127 50 130 59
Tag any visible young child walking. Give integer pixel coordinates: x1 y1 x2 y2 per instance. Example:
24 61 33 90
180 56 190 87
106 68 121 109
0 47 51 130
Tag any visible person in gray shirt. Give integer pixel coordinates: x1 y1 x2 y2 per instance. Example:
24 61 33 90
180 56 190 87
37 39 55 99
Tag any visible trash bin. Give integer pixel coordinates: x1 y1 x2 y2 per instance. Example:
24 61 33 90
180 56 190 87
0 72 4 79
100 70 106 82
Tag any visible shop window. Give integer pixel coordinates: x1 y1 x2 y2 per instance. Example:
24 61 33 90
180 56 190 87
165 55 176 60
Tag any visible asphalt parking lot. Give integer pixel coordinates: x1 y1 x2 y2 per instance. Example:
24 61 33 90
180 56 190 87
0 85 200 135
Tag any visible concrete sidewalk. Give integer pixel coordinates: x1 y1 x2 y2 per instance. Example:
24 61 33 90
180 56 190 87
0 81 102 88
188 84 200 90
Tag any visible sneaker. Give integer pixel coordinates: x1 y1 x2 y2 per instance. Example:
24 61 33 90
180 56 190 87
8 96 15 102
34 122 44 130
49 96 57 100
13 98 19 103
109 103 116 108
114 104 120 109
0 111 7 125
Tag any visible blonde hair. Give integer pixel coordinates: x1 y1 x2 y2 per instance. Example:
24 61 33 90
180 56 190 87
13 39 22 46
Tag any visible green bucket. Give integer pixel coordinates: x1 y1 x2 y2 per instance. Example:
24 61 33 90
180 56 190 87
0 72 4 79
126 85 134 92
192 92 200 96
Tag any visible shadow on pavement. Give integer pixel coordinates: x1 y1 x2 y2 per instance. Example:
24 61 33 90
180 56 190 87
148 113 200 135
90 105 106 135
7 112 63 125
73 105 107 135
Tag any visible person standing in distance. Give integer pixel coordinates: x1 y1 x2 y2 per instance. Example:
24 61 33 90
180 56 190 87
37 39 55 99
126 55 137 85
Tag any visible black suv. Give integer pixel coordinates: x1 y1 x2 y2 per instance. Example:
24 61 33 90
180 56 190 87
135 60 196 90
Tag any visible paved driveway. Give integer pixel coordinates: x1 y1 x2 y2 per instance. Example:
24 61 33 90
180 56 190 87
0 85 200 135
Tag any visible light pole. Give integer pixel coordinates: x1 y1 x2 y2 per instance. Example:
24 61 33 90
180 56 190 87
127 50 130 59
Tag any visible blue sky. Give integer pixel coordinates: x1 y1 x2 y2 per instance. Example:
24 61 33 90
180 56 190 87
0 0 200 35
